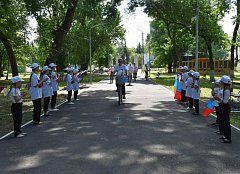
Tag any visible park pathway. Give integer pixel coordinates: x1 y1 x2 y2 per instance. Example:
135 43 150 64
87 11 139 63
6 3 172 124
0 79 240 174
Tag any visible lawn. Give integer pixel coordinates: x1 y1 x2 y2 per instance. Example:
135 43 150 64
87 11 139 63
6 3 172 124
150 70 240 128
0 73 108 136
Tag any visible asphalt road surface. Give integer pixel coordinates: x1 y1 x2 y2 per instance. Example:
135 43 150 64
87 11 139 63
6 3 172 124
0 79 240 174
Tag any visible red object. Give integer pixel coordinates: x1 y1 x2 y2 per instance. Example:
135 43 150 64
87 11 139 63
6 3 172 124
0 87 4 93
202 108 215 117
174 91 182 101
173 88 177 94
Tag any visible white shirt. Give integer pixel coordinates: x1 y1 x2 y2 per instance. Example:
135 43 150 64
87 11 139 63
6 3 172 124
42 74 53 98
133 66 138 73
185 77 193 97
182 72 189 90
66 74 73 91
29 73 42 100
221 89 230 104
72 74 80 91
213 87 221 106
51 71 59 92
128 65 133 75
10 87 23 103
192 80 200 99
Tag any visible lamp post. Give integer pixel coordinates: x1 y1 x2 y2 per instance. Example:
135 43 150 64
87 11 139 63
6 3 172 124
195 2 199 71
137 29 145 69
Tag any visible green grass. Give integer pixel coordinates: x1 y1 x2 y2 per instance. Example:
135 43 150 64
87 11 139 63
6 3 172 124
150 71 240 128
0 73 107 136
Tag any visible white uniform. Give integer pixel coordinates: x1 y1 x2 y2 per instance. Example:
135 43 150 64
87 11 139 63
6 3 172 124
29 73 42 100
10 87 23 103
185 77 193 97
42 74 53 98
72 74 80 91
213 87 221 107
220 89 230 104
178 73 184 89
66 74 73 91
182 72 189 90
192 80 200 99
51 71 59 92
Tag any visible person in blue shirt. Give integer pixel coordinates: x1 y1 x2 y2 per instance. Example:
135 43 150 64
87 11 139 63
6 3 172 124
42 66 53 116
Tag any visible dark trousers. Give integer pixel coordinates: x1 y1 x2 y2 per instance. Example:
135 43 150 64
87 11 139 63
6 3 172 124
116 84 126 95
215 106 220 124
181 90 186 102
189 97 194 108
74 90 78 100
68 91 72 102
194 99 199 114
221 103 231 140
51 91 57 108
32 98 41 123
43 97 50 113
145 70 148 79
11 103 23 137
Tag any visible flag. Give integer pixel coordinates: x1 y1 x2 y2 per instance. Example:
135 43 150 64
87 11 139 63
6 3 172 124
202 99 215 117
173 79 182 101
174 91 182 101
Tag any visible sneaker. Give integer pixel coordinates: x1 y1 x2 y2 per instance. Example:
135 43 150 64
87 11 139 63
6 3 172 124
33 121 42 125
221 139 232 143
67 102 74 105
74 99 79 101
187 107 194 110
49 108 59 112
16 134 24 138
123 95 126 99
21 132 27 135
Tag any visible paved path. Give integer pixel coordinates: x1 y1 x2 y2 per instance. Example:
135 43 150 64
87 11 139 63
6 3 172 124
0 79 240 174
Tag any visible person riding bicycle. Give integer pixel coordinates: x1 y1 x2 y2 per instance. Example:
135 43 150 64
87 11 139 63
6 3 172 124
114 58 127 99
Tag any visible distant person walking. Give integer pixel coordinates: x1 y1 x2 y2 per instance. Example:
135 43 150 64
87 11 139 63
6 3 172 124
49 63 59 111
133 63 138 81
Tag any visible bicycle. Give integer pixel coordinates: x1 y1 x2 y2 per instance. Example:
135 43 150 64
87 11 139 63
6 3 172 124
115 75 127 105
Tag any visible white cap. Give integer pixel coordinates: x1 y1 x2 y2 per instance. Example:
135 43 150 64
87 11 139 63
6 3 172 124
49 63 57 68
188 70 195 74
221 75 232 85
65 67 73 72
213 79 221 85
193 72 200 78
178 66 183 69
73 69 79 73
11 76 23 83
30 63 39 69
42 66 50 72
183 66 188 70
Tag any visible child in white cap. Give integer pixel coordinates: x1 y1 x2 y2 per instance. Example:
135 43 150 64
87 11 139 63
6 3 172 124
72 69 80 100
10 76 26 138
42 66 53 116
181 66 189 103
192 72 201 115
185 70 194 109
49 63 59 111
66 68 74 104
29 63 46 125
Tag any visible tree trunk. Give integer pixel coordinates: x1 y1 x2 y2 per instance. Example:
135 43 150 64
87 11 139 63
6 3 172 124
45 0 78 65
172 48 178 73
167 61 173 73
0 30 18 76
230 0 240 77
206 41 215 82
235 45 239 67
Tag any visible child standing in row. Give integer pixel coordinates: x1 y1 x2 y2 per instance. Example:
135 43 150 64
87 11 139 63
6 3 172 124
181 66 189 103
212 79 221 127
42 66 53 116
192 72 201 115
218 75 232 143
185 70 194 109
66 68 74 104
72 69 80 100
10 76 26 138
29 63 46 125
49 63 59 111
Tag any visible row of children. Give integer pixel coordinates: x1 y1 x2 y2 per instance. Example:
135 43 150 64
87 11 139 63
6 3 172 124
176 66 232 143
176 66 201 115
9 63 80 138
